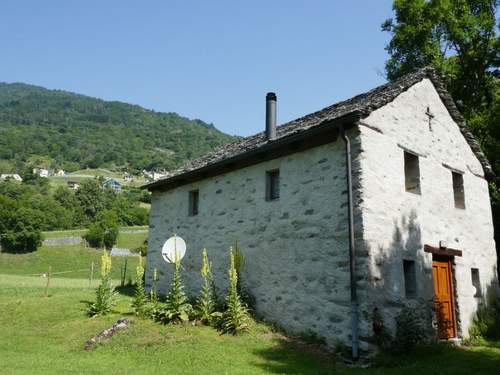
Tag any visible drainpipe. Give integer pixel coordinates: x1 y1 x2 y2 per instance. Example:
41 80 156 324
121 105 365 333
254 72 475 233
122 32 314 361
341 125 359 360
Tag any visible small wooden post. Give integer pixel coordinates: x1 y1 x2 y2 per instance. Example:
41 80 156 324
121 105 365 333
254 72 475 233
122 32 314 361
89 261 94 288
44 266 51 297
123 259 128 286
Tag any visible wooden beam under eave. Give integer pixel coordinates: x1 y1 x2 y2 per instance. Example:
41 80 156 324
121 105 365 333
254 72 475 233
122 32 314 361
424 244 463 257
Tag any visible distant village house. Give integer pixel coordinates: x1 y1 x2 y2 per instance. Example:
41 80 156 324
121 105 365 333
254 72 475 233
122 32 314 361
103 178 121 192
0 174 23 182
33 168 49 177
67 181 80 190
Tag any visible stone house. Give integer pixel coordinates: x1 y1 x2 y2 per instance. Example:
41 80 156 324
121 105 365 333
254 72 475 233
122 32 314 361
67 181 80 190
144 68 498 353
0 173 23 182
102 178 121 193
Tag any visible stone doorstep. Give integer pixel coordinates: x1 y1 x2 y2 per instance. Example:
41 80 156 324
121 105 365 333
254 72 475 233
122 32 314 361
439 337 461 346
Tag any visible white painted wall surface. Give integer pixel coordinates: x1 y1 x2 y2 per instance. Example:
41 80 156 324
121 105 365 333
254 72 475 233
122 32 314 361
358 78 498 338
147 140 357 345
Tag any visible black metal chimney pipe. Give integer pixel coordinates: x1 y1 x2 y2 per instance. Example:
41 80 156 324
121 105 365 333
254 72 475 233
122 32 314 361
266 92 277 140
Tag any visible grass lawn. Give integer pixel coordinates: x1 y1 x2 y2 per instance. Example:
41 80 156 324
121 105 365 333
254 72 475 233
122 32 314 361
115 231 148 250
0 245 139 281
0 247 499 374
42 226 148 240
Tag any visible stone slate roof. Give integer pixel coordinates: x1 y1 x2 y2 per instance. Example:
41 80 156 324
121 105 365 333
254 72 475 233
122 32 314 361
146 67 492 190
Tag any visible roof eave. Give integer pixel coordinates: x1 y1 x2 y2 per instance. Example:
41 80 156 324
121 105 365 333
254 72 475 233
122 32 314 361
143 111 363 192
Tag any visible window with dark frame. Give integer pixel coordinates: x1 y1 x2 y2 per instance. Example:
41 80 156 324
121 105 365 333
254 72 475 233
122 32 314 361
188 190 199 216
403 259 417 298
404 151 421 194
471 268 481 298
266 169 280 201
452 172 465 209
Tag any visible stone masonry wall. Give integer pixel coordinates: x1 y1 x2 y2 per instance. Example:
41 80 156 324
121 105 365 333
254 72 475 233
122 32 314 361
146 138 360 346
357 78 498 338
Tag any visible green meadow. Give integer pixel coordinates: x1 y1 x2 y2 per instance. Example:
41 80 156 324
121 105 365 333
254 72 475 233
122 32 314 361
0 238 499 374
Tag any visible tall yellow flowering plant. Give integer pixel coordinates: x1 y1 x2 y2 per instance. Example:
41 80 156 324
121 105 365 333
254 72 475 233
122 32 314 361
132 256 148 316
195 248 217 324
159 249 192 323
88 250 117 316
219 247 249 334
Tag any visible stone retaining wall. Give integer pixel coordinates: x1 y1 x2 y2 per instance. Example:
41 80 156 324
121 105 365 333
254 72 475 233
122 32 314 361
42 236 82 246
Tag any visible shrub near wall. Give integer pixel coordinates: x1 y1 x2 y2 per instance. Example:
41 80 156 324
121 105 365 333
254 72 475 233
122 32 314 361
470 298 500 340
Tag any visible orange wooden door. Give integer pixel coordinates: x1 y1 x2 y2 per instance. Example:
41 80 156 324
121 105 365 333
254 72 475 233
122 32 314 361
432 259 456 338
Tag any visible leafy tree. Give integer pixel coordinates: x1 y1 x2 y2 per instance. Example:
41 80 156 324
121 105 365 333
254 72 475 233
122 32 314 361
0 207 42 253
383 0 499 116
110 195 148 226
0 82 236 173
84 210 119 249
76 179 107 220
0 195 17 233
383 0 500 269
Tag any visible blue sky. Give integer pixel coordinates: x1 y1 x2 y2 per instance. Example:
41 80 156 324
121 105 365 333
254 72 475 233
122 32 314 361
0 1 394 136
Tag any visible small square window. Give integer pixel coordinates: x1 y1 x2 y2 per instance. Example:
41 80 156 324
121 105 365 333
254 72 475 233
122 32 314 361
266 169 280 201
188 190 199 216
471 268 481 298
452 172 465 209
404 152 421 194
403 260 417 298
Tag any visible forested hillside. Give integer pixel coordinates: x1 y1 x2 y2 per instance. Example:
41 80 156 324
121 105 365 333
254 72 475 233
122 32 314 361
0 82 236 173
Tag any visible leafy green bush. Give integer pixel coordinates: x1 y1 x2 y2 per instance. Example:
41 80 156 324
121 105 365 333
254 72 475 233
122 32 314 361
195 249 218 325
372 305 429 354
469 298 500 340
84 210 119 249
0 201 42 253
88 250 117 316
158 253 192 324
391 306 427 354
219 248 249 335
0 228 42 253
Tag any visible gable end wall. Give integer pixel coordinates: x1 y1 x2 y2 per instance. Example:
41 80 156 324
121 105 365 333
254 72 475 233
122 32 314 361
357 78 498 338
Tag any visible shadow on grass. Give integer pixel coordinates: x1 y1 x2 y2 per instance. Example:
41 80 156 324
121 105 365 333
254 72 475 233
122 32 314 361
116 285 135 297
372 344 500 375
251 335 336 375
251 337 500 375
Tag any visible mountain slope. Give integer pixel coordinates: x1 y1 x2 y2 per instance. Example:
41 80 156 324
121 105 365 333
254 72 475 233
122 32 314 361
0 82 236 172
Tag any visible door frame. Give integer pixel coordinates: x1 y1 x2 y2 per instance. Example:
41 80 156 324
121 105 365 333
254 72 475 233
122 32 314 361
432 255 458 339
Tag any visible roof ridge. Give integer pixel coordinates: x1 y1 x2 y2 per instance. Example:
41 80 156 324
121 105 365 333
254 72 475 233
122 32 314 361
147 67 492 190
